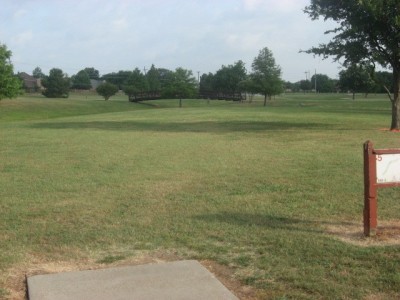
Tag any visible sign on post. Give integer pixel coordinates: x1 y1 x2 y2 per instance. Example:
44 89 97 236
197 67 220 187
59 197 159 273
376 154 400 184
363 141 400 236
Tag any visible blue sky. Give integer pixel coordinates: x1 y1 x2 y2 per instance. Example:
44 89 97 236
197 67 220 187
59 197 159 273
1 0 342 82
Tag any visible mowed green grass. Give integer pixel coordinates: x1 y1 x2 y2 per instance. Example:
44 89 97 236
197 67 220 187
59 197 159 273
1 92 400 299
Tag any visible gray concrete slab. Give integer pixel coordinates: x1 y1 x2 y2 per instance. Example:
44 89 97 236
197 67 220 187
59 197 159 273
27 260 238 300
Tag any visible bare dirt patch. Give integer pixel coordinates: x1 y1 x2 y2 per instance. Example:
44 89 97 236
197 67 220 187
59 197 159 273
326 220 400 247
3 249 258 300
379 128 400 133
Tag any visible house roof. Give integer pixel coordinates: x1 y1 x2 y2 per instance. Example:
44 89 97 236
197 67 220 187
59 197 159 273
18 72 39 89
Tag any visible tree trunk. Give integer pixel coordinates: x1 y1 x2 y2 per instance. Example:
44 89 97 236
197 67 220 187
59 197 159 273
263 94 267 106
391 100 400 130
390 69 400 130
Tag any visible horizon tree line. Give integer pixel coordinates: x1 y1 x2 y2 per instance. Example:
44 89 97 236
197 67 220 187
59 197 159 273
3 43 396 106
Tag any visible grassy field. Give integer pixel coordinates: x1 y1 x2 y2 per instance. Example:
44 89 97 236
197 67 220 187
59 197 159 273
1 92 400 299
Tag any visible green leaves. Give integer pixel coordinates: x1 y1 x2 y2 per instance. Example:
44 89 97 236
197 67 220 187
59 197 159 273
304 0 400 129
339 64 374 97
96 82 118 101
304 0 400 68
122 68 149 101
162 68 197 99
251 47 283 102
0 43 22 100
71 70 91 90
42 68 70 98
213 61 247 94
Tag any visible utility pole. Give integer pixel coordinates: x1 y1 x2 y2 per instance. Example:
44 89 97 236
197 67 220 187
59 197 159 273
143 67 147 75
197 71 200 83
314 69 317 93
305 71 311 92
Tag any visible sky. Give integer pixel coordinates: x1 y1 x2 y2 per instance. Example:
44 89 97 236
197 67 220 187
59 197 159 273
1 0 343 82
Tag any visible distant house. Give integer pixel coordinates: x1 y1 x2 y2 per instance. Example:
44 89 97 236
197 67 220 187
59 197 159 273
90 79 104 90
18 72 42 93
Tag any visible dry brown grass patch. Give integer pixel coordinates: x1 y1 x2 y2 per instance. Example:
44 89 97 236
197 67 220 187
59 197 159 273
326 220 400 247
3 249 258 300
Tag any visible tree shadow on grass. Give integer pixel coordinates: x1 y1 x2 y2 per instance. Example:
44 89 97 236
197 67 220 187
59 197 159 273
31 120 339 133
194 213 357 234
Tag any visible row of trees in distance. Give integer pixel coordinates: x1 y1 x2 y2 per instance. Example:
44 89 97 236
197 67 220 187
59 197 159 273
2 1 399 129
199 47 283 106
31 49 394 103
28 47 285 104
286 68 394 99
0 43 395 105
32 60 394 102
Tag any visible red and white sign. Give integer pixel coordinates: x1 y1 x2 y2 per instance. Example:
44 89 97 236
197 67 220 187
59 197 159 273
363 141 400 237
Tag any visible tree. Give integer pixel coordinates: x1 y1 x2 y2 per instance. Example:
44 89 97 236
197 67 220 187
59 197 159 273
32 67 45 79
251 47 283 106
71 70 91 90
372 71 393 94
122 68 148 102
102 70 132 89
146 64 161 94
198 61 247 101
285 81 300 93
311 74 336 93
291 82 301 93
41 68 70 98
304 0 400 130
238 78 258 102
162 67 197 107
83 67 100 80
157 68 174 90
299 80 312 93
96 82 118 100
339 65 374 99
199 73 214 97
213 61 247 96
0 43 22 100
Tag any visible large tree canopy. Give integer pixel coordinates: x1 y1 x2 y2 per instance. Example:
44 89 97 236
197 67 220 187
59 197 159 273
102 70 132 89
339 65 374 99
0 43 22 100
32 66 45 79
122 68 149 102
162 68 197 106
213 60 247 94
71 70 91 90
83 67 100 80
42 68 70 98
311 73 337 93
251 47 283 106
304 0 400 130
96 82 118 101
146 64 161 93
199 61 247 101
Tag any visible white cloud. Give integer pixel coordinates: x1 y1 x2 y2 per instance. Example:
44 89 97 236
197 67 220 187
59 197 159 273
242 0 307 13
0 0 342 82
13 9 27 19
242 0 262 11
112 17 129 31
273 0 308 13
225 33 264 53
12 31 33 46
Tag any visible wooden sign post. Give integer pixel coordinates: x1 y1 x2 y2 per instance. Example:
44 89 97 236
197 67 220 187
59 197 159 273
363 141 400 236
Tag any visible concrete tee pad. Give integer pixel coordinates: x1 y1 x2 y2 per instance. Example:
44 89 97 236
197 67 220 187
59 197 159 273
27 260 238 300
